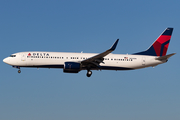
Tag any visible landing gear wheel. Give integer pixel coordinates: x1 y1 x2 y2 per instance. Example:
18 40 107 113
86 70 92 77
18 70 21 73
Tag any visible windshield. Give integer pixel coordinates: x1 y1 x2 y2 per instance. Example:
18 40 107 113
10 55 16 57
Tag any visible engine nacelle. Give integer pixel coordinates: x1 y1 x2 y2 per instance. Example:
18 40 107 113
63 62 81 73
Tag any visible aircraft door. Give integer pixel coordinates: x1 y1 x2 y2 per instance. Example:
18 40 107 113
142 57 145 65
21 54 26 61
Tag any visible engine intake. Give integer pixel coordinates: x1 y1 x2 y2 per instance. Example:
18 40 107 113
63 62 81 73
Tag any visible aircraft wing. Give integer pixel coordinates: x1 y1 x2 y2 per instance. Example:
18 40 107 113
81 39 119 67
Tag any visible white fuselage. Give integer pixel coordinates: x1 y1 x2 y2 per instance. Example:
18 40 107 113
3 28 174 77
3 51 165 71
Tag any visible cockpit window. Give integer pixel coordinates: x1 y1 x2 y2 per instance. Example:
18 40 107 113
10 55 16 57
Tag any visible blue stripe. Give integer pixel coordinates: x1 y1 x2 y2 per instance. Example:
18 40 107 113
160 40 170 56
15 65 134 71
162 28 173 35
17 65 64 68
133 46 157 56
99 66 134 70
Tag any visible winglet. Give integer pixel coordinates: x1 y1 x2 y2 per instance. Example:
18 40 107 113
81 39 119 64
109 39 119 51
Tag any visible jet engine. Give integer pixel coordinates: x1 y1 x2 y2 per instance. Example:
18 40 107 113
63 62 81 73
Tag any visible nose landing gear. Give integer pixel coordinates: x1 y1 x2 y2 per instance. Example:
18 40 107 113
18 69 21 73
12 66 21 73
86 70 92 77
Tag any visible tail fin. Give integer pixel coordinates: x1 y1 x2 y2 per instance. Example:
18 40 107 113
133 28 173 56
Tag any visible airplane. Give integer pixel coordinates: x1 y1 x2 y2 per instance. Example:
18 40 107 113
3 28 175 77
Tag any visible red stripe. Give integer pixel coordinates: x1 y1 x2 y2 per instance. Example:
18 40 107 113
153 35 171 56
162 43 169 56
156 35 171 43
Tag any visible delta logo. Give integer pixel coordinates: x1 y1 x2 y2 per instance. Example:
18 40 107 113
28 53 31 56
27 53 50 56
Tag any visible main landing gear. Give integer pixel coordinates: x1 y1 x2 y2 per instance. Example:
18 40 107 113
86 70 92 77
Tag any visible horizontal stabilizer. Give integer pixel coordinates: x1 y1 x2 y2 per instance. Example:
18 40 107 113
155 53 176 61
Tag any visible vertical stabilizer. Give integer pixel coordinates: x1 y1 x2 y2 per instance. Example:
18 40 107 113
133 28 173 56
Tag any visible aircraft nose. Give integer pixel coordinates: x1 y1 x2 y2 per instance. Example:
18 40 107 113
3 57 9 64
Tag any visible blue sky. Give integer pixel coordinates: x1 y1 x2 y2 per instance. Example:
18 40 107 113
0 0 180 120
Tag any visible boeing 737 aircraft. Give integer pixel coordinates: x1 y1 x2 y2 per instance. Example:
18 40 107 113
3 28 175 77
